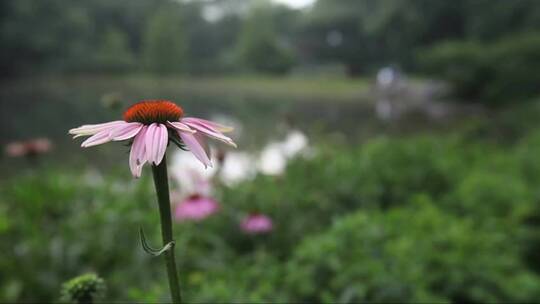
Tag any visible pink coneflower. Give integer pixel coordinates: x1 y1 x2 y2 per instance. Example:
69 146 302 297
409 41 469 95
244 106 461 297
5 138 52 157
5 142 26 157
174 194 220 222
240 213 273 234
69 100 236 177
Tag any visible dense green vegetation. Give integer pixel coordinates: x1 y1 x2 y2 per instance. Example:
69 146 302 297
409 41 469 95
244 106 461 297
420 32 540 103
0 0 540 90
3 102 540 302
2 0 539 103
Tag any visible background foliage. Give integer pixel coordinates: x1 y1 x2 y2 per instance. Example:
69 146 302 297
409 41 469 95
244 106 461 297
2 0 540 302
4 106 540 301
2 0 539 103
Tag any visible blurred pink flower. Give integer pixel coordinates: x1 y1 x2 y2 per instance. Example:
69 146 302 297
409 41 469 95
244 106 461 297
28 138 52 154
174 194 220 222
240 214 273 234
5 142 26 157
69 100 236 178
5 138 52 157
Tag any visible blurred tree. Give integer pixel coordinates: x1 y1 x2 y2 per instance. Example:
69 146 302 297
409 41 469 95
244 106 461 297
297 0 369 75
419 32 540 104
142 4 187 74
464 0 540 41
299 0 466 74
92 27 135 73
1 0 539 76
235 3 294 74
0 0 93 75
299 0 540 75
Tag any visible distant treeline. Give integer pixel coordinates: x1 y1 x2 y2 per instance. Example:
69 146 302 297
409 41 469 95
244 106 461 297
1 0 539 80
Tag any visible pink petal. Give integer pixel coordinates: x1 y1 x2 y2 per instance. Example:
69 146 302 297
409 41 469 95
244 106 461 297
145 123 168 165
181 117 234 132
182 118 236 147
129 126 148 178
69 121 126 138
167 121 195 133
110 123 143 141
179 132 212 168
81 128 114 147
194 132 211 158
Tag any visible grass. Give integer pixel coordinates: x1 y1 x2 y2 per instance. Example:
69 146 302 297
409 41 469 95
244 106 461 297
7 74 372 103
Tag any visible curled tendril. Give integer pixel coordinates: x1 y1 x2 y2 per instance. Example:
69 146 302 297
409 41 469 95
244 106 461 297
139 227 175 257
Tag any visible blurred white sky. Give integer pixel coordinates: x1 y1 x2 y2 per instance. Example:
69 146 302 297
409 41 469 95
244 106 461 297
187 0 316 22
272 0 315 9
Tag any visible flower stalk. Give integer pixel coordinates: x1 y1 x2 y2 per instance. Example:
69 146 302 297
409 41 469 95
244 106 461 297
151 154 182 303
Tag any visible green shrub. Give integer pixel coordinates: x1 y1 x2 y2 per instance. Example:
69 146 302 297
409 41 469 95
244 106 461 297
4 129 540 302
286 200 540 303
446 171 532 220
187 251 289 303
353 137 460 208
0 170 163 302
60 273 106 304
420 41 491 99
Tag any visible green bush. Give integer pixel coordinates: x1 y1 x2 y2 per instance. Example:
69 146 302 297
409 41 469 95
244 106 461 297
286 200 540 303
420 41 491 99
419 32 540 104
4 128 540 302
0 170 163 302
446 171 532 220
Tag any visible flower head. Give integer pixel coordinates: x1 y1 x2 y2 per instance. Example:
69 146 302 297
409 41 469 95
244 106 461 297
60 273 106 304
240 213 273 234
69 100 236 178
174 194 220 222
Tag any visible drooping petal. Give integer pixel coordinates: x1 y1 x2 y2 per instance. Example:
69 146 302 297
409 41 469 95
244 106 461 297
110 122 143 141
129 126 148 178
145 123 168 165
182 118 237 147
69 121 126 138
167 121 195 133
181 117 234 133
179 131 212 168
194 132 211 159
81 129 114 147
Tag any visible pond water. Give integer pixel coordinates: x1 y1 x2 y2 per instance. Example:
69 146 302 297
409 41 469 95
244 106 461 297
0 75 461 176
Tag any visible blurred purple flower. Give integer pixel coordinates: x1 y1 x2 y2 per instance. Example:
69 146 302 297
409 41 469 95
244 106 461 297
174 194 220 222
240 214 273 234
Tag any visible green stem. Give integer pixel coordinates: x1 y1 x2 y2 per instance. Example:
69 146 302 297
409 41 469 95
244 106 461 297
151 155 182 303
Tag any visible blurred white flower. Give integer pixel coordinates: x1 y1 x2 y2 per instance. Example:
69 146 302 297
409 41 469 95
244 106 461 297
170 150 217 196
258 130 310 176
281 130 308 158
258 143 287 176
220 151 256 186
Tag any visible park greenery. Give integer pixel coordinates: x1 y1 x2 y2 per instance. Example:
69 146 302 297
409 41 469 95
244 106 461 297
2 0 540 302
3 101 540 302
2 0 540 103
